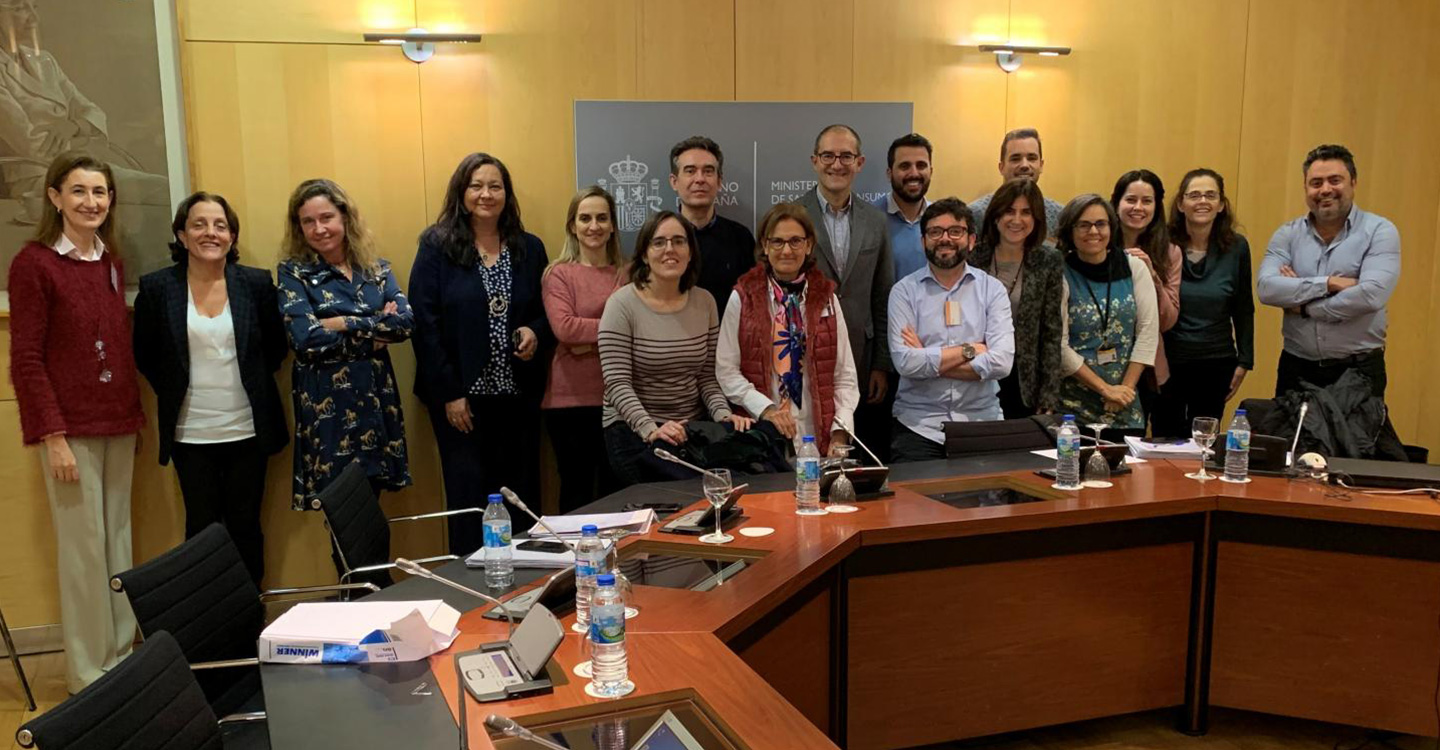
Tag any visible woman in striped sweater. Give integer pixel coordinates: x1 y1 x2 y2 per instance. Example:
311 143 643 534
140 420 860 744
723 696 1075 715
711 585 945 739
598 210 753 484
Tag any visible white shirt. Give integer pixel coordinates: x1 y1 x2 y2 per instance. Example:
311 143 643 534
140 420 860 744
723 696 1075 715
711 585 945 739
716 287 860 449
52 233 104 262
175 287 256 444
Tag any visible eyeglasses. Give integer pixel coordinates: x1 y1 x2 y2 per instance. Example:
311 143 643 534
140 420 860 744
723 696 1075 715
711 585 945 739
1076 220 1110 234
649 235 689 250
923 226 971 240
814 151 859 166
765 237 809 251
1184 191 1221 202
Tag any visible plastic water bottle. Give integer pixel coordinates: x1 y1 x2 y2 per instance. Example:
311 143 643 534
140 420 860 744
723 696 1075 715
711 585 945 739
574 525 605 631
1223 409 1251 483
589 573 630 697
795 435 823 515
482 494 513 588
1055 415 1082 490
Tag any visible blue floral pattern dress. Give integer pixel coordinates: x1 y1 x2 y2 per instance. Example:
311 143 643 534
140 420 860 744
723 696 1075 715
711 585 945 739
278 258 414 510
1058 264 1144 429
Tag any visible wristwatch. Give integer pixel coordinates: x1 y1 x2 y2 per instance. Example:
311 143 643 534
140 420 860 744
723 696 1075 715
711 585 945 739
961 343 977 360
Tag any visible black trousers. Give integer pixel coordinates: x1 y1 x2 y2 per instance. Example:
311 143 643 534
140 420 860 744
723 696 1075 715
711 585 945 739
997 370 1035 420
854 372 899 464
429 395 541 557
544 406 621 514
890 420 947 463
171 437 269 585
1152 357 1239 439
1275 349 1386 399
603 423 699 486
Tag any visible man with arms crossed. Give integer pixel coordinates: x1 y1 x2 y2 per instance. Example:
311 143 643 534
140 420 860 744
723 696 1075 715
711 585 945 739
888 197 1014 463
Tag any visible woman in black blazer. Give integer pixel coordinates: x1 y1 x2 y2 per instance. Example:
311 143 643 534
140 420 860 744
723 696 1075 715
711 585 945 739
133 191 288 584
409 153 551 555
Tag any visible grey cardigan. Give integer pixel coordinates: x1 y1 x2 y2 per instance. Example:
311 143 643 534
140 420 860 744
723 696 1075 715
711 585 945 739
970 242 1064 411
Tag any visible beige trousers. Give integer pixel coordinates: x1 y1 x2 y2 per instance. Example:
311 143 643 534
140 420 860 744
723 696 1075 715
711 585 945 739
39 434 138 694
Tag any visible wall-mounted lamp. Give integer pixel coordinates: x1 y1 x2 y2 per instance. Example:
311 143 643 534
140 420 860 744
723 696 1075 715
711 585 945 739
978 44 1072 73
362 28 484 63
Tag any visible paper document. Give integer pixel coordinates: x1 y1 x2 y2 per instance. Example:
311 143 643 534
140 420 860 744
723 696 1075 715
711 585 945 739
464 537 613 569
1031 449 1146 464
259 600 460 664
524 509 655 539
1123 436 1207 459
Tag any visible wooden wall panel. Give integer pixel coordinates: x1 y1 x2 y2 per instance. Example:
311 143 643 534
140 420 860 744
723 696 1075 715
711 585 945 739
637 0 735 100
1005 0 1248 206
181 0 416 43
735 0 853 101
850 0 1010 208
1234 0 1440 442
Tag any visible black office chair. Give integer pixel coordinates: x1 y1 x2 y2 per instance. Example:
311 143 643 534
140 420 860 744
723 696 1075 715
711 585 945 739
110 524 377 741
942 415 1059 458
16 631 232 750
309 460 470 587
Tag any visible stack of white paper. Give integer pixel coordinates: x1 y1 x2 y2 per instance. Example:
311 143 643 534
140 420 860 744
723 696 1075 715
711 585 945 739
1031 448 1147 464
1123 436 1207 459
463 537 612 569
524 509 656 539
258 600 460 664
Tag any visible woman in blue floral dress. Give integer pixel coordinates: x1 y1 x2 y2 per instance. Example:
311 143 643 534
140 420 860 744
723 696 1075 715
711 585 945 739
1055 194 1159 435
277 179 413 509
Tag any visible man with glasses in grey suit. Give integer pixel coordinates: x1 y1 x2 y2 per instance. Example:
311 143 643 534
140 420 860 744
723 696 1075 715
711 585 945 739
799 124 895 459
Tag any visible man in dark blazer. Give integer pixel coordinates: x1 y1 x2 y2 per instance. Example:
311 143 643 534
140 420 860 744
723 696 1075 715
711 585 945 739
800 123 895 459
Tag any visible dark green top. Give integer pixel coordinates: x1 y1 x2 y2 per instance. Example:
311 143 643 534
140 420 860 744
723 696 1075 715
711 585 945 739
1164 234 1255 369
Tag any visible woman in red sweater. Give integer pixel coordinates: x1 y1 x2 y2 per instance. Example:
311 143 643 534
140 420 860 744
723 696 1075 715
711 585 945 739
9 153 145 694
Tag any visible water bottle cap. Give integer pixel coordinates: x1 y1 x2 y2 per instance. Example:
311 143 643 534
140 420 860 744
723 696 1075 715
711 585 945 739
486 494 502 503
581 524 599 535
1062 414 1075 422
1235 409 1246 415
802 435 815 443
596 574 616 586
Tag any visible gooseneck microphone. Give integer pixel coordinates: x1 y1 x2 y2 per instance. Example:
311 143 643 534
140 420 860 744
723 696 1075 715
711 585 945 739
653 446 729 481
499 487 578 552
393 558 514 639
483 715 568 750
834 419 886 469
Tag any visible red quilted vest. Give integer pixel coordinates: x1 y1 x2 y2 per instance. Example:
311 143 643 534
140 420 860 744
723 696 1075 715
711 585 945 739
734 265 839 454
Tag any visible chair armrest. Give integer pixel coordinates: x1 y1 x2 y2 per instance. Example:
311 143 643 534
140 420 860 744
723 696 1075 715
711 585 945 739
190 657 260 671
259 582 380 600
217 711 267 726
387 507 483 524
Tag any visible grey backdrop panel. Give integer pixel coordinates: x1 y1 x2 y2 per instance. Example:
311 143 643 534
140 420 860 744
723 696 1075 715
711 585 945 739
574 101 913 253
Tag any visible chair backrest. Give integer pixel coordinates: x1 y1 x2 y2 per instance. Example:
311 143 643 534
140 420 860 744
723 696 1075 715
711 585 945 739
943 415 1058 458
312 460 392 583
112 524 263 717
18 631 221 750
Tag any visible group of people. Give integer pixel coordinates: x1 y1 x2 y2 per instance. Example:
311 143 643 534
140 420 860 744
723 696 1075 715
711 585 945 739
11 124 1397 695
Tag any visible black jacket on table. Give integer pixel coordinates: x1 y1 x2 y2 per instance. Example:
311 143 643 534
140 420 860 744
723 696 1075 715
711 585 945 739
133 263 290 465
408 229 553 407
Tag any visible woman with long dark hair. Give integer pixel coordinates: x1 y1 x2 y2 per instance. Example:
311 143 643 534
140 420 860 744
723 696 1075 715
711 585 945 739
10 153 144 693
1055 194 1159 434
1111 169 1181 428
969 178 1064 418
133 192 287 584
1152 168 1255 437
410 153 551 554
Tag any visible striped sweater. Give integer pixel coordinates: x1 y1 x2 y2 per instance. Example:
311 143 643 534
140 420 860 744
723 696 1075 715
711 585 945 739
598 284 732 440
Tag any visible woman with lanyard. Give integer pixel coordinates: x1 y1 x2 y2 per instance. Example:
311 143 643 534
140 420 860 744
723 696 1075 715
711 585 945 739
10 153 144 694
970 177 1065 418
716 202 859 457
1055 194 1159 437
410 153 551 555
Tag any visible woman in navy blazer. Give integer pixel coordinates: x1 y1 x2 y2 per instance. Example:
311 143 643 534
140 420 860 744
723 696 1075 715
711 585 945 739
133 191 288 584
409 153 551 555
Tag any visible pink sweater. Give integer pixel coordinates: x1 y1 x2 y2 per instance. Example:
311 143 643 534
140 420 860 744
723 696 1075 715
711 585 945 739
541 262 627 409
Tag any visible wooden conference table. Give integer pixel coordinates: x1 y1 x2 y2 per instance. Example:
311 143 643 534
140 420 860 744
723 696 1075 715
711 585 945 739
260 451 1440 750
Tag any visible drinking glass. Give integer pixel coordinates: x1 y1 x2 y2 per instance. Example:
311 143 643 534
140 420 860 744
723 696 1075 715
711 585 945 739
825 444 859 513
699 468 733 544
1082 450 1113 488
1186 416 1220 480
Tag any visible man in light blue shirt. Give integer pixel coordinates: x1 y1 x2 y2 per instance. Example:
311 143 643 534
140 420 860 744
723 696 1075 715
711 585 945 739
1257 144 1400 398
888 197 1014 462
875 133 933 280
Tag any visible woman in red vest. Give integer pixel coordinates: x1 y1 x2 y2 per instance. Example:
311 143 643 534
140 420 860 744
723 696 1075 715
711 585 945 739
716 203 860 456
9 153 145 694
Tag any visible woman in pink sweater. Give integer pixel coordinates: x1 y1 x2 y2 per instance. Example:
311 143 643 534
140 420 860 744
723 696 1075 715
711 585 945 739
9 153 145 694
541 187 627 512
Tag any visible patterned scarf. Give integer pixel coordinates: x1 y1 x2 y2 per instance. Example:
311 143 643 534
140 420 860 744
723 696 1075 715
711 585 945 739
770 276 807 408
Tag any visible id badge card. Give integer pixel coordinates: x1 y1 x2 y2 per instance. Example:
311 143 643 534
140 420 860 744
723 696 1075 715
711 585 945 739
1096 347 1118 365
944 299 962 327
